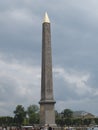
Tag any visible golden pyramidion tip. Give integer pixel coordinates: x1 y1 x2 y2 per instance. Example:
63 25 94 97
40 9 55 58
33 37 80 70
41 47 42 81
43 12 50 23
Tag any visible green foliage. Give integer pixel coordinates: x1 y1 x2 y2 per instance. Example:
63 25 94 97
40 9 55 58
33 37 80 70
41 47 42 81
95 118 98 124
27 105 39 117
83 119 91 126
63 109 73 118
64 118 73 126
0 105 97 127
29 113 39 124
27 104 39 124
55 109 97 127
72 118 82 126
0 116 14 126
55 117 61 126
14 105 26 125
55 110 60 119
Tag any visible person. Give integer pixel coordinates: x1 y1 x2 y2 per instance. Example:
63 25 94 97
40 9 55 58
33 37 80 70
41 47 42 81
44 124 48 130
40 127 44 130
3 127 6 130
47 125 52 130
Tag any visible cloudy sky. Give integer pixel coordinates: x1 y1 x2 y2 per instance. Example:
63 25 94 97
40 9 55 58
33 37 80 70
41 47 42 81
0 0 98 117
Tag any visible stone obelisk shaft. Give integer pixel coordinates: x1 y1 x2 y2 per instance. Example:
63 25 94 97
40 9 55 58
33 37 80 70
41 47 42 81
39 13 56 126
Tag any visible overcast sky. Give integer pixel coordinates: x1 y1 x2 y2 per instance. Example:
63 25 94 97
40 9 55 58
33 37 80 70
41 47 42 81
0 0 98 117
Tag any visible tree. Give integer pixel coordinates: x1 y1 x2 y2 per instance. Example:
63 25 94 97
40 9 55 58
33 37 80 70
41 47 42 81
29 113 39 124
27 105 39 124
63 109 73 118
55 110 61 125
27 105 39 117
0 116 14 126
95 118 98 125
13 105 26 126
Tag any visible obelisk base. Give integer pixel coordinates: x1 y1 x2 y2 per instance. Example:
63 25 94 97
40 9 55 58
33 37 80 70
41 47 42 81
39 100 56 126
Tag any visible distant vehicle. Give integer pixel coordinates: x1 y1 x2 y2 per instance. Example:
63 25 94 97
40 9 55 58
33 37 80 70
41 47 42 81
21 126 34 130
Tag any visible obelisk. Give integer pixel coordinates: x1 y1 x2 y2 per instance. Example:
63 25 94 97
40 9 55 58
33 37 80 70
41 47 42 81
39 12 56 126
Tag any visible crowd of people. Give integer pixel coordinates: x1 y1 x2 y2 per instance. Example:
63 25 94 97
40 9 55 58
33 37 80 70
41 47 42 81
40 124 52 130
0 124 53 130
